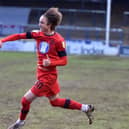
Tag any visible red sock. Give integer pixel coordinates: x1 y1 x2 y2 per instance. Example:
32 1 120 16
50 98 82 110
19 97 31 120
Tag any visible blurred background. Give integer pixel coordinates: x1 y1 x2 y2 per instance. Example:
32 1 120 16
1 1 129 129
0 0 129 56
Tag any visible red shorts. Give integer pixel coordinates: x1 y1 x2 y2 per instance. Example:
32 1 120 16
31 69 60 97
31 75 60 97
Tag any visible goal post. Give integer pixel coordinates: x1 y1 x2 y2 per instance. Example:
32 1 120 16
105 0 112 47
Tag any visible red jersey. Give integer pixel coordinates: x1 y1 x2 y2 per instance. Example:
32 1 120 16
1 31 67 81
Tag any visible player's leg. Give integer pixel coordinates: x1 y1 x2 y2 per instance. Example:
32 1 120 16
48 94 82 110
48 94 94 124
19 90 37 120
7 90 37 129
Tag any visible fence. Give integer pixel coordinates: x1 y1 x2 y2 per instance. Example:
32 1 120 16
0 23 123 45
0 7 125 45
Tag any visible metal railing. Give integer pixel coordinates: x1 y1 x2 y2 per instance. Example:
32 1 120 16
0 24 123 45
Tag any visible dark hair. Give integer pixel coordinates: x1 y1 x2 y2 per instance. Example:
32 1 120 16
43 7 62 30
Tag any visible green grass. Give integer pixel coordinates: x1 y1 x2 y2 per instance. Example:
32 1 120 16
0 52 129 129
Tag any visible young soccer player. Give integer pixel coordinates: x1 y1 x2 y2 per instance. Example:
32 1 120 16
0 7 94 129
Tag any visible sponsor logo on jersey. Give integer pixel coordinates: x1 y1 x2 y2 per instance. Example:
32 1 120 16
39 42 49 54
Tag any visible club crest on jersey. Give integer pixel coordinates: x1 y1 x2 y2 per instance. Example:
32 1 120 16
62 41 66 48
39 42 49 54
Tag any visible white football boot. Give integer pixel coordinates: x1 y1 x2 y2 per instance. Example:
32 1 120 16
7 119 25 129
85 104 94 124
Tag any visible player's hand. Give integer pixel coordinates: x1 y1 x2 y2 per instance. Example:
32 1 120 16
43 59 51 66
0 40 2 48
43 55 51 66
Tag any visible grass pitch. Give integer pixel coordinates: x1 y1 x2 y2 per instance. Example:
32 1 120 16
0 52 129 129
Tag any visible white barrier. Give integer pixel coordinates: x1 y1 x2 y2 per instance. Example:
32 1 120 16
0 40 119 56
0 40 35 52
67 40 119 56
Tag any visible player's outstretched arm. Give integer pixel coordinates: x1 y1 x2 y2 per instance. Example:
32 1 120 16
0 33 27 44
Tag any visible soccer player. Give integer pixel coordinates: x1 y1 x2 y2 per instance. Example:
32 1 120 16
0 7 94 129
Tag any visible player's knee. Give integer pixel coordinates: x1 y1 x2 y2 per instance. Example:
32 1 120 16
50 99 58 107
21 97 31 107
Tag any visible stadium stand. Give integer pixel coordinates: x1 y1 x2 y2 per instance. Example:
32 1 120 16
0 6 30 35
0 0 128 44
0 7 30 25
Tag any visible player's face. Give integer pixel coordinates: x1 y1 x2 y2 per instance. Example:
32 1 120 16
39 15 50 32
